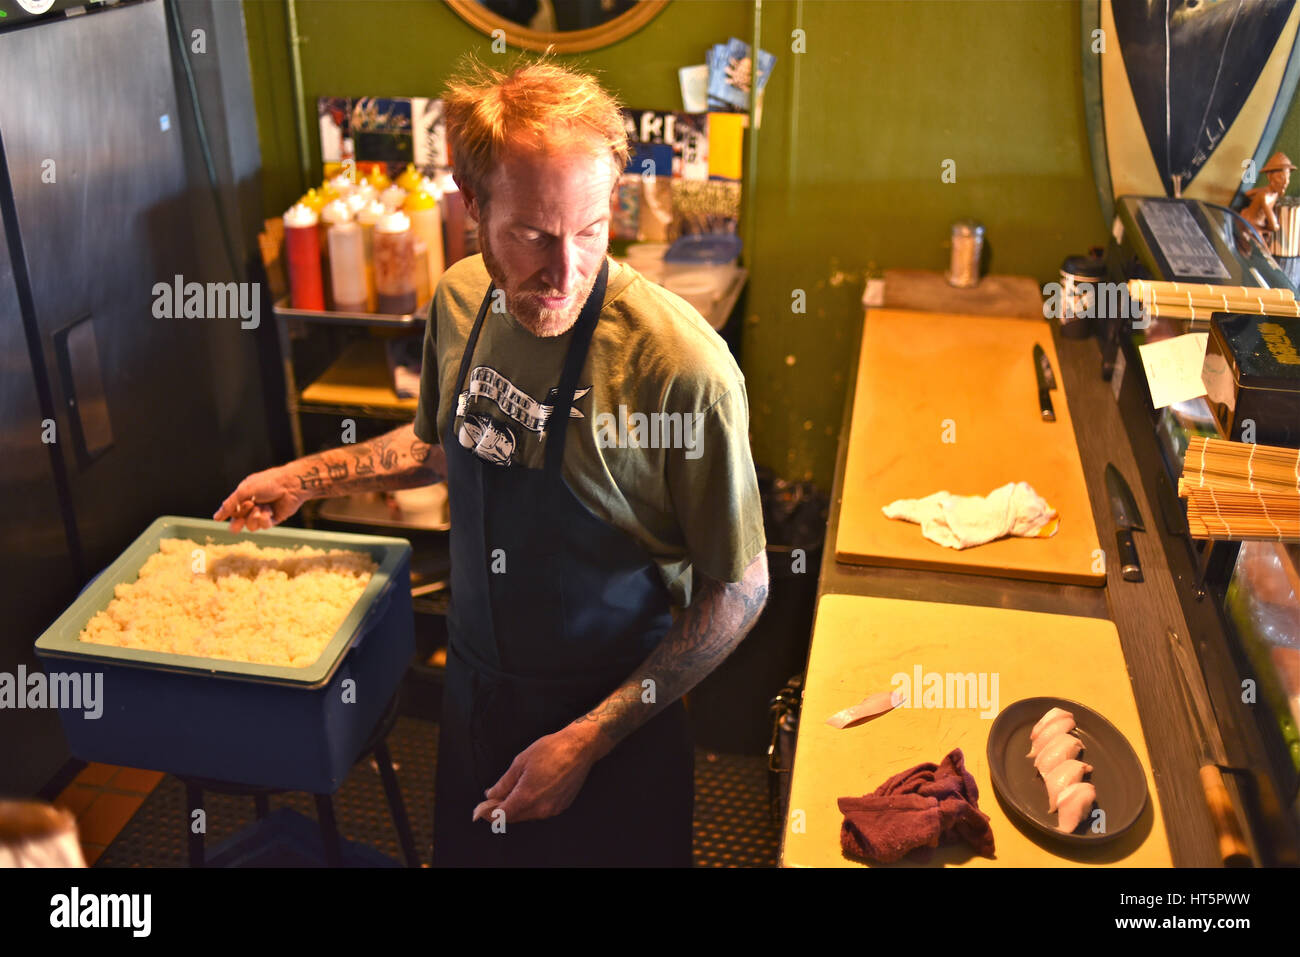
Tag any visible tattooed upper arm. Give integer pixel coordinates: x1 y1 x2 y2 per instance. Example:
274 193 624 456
729 549 770 630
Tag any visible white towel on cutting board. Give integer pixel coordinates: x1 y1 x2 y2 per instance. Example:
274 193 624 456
882 481 1059 550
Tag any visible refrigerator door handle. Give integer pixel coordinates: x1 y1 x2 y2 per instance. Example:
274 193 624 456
52 313 114 469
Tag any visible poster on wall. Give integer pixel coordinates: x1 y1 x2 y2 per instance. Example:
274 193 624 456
616 109 744 240
317 96 450 179
1082 0 1300 223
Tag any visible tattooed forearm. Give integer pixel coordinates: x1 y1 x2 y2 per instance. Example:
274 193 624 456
571 550 770 756
293 423 446 500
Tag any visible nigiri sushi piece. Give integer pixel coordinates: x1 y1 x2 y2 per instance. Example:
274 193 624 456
1033 732 1083 775
1031 707 1074 740
1043 759 1093 812
1027 715 1077 757
1056 781 1097 833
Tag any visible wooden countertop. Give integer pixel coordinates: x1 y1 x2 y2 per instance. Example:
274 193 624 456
782 270 1297 867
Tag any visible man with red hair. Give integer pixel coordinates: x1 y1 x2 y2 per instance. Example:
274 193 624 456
216 56 768 867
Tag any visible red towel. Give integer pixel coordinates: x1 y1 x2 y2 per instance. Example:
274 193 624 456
837 748 995 863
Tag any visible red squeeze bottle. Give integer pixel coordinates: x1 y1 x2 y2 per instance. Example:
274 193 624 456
284 203 325 310
440 176 467 267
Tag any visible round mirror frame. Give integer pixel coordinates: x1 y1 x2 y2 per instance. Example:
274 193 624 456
445 0 670 53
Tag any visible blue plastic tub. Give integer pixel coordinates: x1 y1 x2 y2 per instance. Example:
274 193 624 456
664 232 742 266
34 517 414 793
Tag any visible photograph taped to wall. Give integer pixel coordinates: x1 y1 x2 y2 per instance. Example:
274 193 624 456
318 96 451 179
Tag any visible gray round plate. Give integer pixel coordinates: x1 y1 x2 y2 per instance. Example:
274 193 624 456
986 696 1148 845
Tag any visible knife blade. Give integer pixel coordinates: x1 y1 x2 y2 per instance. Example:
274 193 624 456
1033 343 1057 422
1105 464 1145 581
1167 628 1253 867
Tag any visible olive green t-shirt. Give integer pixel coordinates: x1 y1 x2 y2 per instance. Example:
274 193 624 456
412 254 765 607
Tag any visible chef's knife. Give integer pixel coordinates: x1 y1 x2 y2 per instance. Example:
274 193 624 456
1167 628 1253 867
1033 343 1057 422
1105 464 1144 582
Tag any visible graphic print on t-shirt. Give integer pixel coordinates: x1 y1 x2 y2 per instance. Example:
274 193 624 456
459 413 516 465
455 364 591 467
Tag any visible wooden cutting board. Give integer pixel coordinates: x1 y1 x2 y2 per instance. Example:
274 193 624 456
781 595 1172 867
837 308 1104 585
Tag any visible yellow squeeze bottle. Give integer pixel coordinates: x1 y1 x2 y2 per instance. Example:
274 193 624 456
404 185 445 295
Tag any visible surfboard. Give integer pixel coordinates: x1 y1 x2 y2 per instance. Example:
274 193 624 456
1083 0 1300 226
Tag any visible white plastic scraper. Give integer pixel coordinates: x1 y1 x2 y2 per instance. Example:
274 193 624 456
825 689 907 728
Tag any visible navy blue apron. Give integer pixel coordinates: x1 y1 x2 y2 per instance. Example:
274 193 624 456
432 259 694 867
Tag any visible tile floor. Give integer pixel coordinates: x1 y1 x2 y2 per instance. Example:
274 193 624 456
59 734 782 868
53 763 165 866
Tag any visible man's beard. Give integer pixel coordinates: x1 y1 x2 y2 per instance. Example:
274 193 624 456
479 227 602 338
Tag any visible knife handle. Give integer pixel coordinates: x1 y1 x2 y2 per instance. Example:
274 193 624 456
1039 387 1056 422
1115 529 1143 582
1199 764 1253 867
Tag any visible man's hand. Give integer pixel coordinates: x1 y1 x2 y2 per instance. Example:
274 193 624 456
212 465 304 532
471 723 603 825
213 423 446 533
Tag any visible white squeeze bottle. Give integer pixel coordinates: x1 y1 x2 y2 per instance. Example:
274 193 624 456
380 183 408 213
327 215 367 313
356 199 386 312
320 199 351 311
406 179 445 294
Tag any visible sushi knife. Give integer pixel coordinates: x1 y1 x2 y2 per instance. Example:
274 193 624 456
1167 628 1253 868
1104 464 1144 582
1033 343 1057 422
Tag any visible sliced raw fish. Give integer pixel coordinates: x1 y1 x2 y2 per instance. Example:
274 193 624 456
1030 707 1074 740
1043 759 1093 812
1027 715 1077 757
1056 781 1097 833
1032 732 1083 775
825 689 907 728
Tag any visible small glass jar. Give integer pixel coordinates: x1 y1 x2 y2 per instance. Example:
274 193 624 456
947 220 984 288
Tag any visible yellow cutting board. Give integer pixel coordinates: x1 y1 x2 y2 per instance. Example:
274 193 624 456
781 595 1171 867
837 308 1104 585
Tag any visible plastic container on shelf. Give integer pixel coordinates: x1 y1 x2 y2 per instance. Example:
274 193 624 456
297 188 327 214
380 183 408 213
391 483 449 527
664 232 741 267
327 172 356 202
664 268 724 315
625 241 670 267
373 210 417 315
395 163 423 194
319 199 352 312
327 218 368 313
405 184 445 293
283 202 325 310
412 236 430 307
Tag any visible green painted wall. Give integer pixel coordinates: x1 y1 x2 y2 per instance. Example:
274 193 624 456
242 0 1300 490
243 0 750 204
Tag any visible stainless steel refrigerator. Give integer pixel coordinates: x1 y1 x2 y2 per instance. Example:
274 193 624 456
0 0 275 797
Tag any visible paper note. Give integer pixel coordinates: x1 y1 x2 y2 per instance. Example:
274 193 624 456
1138 333 1209 409
679 65 708 113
